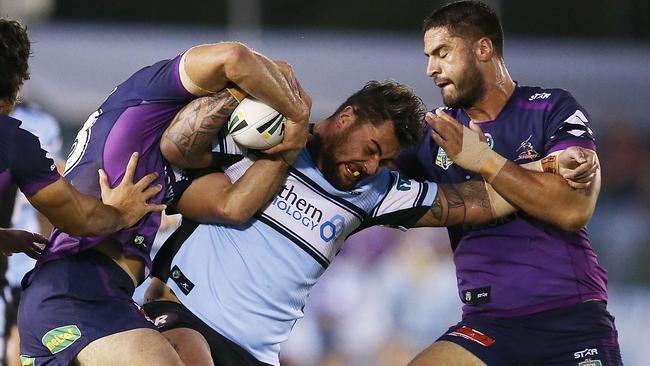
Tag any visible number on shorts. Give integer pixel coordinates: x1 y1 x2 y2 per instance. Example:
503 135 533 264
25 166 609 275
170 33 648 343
64 109 101 175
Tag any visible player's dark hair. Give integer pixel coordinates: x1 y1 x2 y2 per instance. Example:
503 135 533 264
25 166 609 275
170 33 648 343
0 19 31 105
423 1 504 58
331 80 426 149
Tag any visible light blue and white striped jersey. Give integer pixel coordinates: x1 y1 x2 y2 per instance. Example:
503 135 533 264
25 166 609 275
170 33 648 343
164 133 438 365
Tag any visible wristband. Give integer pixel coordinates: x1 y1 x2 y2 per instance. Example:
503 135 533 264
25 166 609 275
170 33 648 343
540 155 559 174
226 87 248 103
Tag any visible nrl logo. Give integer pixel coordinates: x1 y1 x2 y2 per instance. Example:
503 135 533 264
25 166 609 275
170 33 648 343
435 148 454 170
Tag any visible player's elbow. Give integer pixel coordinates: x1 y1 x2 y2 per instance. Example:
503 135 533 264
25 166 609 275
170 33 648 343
160 136 183 166
557 209 592 232
219 42 255 83
208 200 253 225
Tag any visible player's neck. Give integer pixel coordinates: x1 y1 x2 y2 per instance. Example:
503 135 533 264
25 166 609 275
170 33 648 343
464 61 515 122
0 99 14 115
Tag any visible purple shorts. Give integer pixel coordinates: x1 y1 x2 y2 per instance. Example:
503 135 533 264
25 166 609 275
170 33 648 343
437 301 622 366
18 250 155 366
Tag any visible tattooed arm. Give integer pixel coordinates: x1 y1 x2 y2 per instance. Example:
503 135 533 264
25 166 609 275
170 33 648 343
161 91 238 169
414 180 515 227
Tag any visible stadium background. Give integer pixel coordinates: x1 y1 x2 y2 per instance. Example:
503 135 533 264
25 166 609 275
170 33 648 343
3 0 649 364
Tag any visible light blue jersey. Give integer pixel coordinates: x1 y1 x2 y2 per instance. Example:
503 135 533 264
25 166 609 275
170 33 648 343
162 134 438 365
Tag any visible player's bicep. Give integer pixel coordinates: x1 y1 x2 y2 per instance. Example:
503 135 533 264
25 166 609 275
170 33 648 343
175 172 234 223
180 43 243 96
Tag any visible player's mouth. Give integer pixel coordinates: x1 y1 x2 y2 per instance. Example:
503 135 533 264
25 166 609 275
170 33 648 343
435 79 452 88
344 163 363 180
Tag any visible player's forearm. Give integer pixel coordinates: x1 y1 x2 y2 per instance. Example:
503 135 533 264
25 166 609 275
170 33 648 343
416 180 511 227
161 93 237 169
219 158 290 224
226 49 308 122
51 193 127 236
489 161 598 231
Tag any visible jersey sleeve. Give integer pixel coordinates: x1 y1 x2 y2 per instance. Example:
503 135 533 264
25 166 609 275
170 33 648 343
120 54 194 104
11 127 60 196
544 90 596 154
364 171 438 230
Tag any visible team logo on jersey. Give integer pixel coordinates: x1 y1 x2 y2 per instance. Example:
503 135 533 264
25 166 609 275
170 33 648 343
578 360 602 366
515 135 539 161
41 325 82 354
447 326 495 347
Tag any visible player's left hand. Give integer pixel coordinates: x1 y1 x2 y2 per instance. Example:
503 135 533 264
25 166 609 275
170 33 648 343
557 147 599 189
0 229 48 259
263 62 312 155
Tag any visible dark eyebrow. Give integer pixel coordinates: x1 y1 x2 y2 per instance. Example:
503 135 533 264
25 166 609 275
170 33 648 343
425 44 446 57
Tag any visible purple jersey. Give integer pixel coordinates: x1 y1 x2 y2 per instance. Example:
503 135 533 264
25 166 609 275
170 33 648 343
395 85 607 317
41 55 194 270
0 115 59 197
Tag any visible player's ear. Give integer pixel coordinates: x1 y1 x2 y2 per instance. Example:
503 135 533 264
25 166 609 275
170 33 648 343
337 106 355 129
475 37 493 62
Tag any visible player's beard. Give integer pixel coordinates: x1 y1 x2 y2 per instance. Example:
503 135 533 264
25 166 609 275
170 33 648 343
442 58 485 109
311 127 356 191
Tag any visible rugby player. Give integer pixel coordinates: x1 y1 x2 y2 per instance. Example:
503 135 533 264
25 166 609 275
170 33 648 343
17 40 310 366
142 80 594 366
398 2 620 365
0 18 164 256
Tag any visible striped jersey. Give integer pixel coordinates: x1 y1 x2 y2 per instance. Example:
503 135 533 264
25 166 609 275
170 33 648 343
159 132 439 365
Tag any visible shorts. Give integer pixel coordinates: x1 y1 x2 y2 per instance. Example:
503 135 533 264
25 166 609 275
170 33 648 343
18 250 155 366
437 301 622 366
143 300 271 366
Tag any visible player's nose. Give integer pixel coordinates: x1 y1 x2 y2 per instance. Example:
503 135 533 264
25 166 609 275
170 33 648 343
426 56 440 77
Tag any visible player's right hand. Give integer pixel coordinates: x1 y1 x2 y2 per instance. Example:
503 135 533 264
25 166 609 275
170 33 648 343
99 152 167 228
557 147 599 189
0 229 48 259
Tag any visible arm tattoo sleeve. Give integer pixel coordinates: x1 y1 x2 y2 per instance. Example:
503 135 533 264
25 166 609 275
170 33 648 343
424 180 491 227
165 90 239 159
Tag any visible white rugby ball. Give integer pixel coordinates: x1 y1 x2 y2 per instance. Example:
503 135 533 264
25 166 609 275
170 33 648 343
227 98 286 150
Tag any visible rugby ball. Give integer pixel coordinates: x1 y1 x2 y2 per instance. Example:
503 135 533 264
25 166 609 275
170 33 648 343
227 98 286 150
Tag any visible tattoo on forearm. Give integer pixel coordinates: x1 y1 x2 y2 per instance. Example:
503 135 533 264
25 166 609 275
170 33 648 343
429 181 490 227
166 91 238 159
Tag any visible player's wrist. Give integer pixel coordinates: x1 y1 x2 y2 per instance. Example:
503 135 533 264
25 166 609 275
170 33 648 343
479 150 507 183
541 155 559 175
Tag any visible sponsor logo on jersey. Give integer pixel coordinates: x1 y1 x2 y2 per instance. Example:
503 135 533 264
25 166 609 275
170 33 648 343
462 287 491 305
528 92 551 101
447 326 495 347
41 325 82 354
515 134 539 161
271 183 347 243
574 348 599 359
578 360 602 366
20 355 35 366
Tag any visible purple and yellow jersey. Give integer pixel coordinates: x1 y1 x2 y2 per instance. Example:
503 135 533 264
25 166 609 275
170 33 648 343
395 85 607 317
0 115 59 197
41 55 194 269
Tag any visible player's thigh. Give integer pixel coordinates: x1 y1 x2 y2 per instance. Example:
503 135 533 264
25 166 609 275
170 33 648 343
163 327 214 366
75 328 184 366
408 341 486 366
